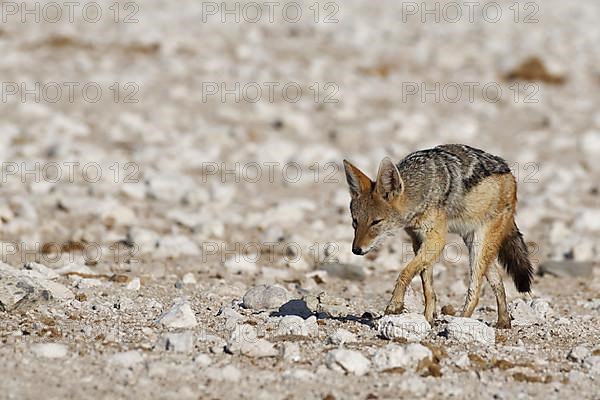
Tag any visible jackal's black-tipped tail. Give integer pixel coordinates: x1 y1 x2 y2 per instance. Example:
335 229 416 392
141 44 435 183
498 222 533 292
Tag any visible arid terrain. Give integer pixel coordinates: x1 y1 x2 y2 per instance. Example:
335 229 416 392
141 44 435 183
0 1 599 399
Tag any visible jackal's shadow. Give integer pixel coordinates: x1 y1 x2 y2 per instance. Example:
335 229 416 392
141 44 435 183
270 299 376 328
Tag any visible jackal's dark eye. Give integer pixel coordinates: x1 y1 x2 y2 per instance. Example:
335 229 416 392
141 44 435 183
371 219 383 227
352 218 357 229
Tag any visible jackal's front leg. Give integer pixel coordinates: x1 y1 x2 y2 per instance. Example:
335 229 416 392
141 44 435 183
385 217 446 316
403 228 437 324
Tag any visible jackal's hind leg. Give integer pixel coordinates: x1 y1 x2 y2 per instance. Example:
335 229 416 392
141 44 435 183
461 228 487 317
486 262 511 329
461 213 511 318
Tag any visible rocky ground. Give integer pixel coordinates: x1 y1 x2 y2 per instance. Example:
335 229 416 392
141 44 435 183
1 0 600 399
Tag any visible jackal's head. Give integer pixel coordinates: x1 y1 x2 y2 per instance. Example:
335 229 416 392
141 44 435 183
343 158 405 256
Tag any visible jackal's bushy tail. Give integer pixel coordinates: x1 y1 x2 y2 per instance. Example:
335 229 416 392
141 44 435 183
498 222 533 292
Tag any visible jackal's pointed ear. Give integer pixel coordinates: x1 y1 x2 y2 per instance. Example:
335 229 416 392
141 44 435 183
376 157 403 200
343 160 372 198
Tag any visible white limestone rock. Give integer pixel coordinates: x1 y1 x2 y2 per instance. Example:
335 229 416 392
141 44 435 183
325 349 371 376
445 317 495 346
0 263 74 312
568 345 591 363
377 313 431 342
509 298 553 326
276 315 318 337
226 324 278 358
328 328 357 346
242 284 289 310
372 343 432 371
155 299 197 329
22 262 58 280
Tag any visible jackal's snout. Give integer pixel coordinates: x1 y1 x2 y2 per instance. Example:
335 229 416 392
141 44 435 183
352 246 364 255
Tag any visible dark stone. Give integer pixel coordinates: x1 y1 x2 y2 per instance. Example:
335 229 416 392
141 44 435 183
270 300 313 319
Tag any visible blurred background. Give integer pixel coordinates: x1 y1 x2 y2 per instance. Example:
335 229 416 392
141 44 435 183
0 0 598 268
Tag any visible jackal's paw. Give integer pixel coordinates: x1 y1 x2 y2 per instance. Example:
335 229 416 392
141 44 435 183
384 302 404 315
496 319 512 329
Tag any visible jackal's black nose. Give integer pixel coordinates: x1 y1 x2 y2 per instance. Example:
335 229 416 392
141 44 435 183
352 247 364 255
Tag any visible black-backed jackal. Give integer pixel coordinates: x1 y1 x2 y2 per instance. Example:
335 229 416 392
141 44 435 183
343 144 533 329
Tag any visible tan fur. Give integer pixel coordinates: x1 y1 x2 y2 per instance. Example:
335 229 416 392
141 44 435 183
453 174 515 228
